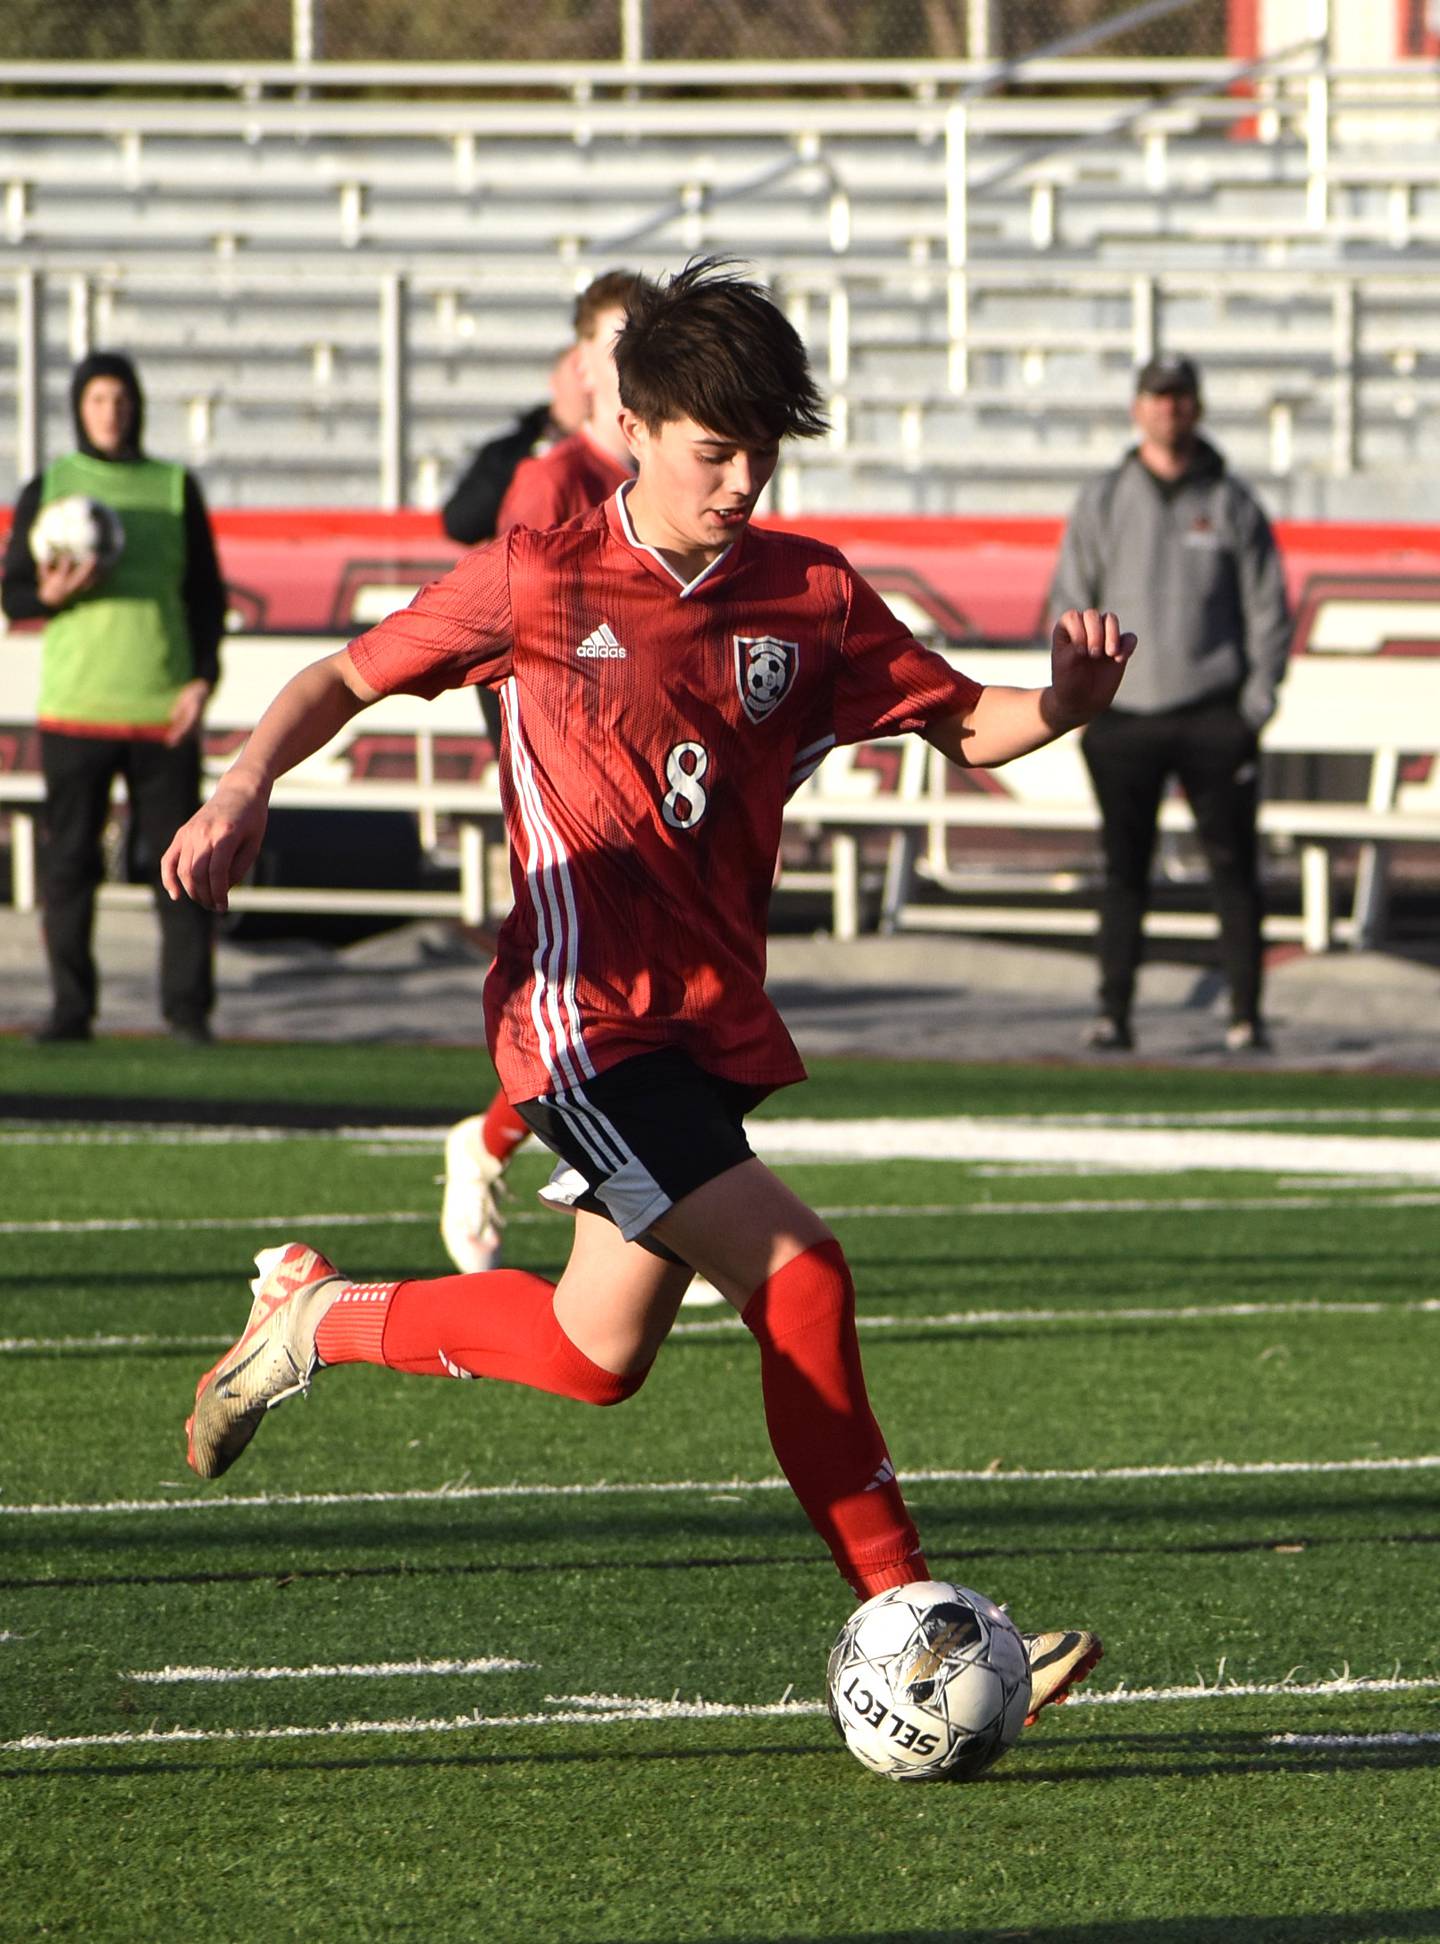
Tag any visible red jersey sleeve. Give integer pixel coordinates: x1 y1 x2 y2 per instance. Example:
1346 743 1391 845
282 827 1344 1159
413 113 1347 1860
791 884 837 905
827 570 984 746
347 535 514 700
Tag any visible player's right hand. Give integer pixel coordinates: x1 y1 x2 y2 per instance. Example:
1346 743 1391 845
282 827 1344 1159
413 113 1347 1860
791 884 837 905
161 785 269 914
36 555 101 610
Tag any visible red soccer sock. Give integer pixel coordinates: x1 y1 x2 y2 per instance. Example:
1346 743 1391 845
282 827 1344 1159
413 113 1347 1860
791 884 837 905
742 1239 928 1600
481 1089 531 1165
314 1268 646 1406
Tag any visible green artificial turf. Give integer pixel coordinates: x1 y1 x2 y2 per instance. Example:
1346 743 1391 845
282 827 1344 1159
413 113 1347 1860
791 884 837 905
2 1051 1439 1942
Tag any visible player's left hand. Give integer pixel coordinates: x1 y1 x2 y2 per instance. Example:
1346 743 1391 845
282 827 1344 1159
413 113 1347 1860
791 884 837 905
1050 608 1136 724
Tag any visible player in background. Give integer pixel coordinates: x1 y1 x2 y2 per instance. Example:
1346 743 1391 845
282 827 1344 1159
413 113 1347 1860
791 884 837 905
440 343 589 548
164 260 1130 1721
441 270 654 1277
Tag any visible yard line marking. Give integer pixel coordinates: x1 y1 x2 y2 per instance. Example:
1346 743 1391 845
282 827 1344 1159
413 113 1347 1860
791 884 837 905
10 1189 1440 1240
1269 1731 1440 1749
750 1119 1440 1180
0 1126 450 1147
9 1114 1440 1178
0 1699 822 1753
8 1674 1440 1755
8 1295 1437 1357
0 1212 437 1236
1068 1673 1440 1706
4 1454 1437 1519
123 1658 535 1684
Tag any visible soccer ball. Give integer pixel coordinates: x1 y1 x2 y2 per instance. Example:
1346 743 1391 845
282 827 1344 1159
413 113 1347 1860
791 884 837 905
29 494 125 574
826 1581 1031 1782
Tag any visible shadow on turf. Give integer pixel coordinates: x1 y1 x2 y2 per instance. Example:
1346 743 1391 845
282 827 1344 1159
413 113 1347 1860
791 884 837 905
7 1478 1437 1593
8 1518 1440 1596
0 1092 451 1129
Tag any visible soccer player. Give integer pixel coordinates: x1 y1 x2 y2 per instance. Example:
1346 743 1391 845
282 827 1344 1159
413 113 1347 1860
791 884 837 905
441 269 653 1277
163 260 1131 1723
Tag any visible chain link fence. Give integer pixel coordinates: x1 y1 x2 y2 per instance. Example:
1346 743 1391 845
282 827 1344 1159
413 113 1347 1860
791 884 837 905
4 0 1227 68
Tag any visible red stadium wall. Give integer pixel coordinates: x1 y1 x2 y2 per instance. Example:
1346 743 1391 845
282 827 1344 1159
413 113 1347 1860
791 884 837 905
174 509 1440 657
7 508 1440 657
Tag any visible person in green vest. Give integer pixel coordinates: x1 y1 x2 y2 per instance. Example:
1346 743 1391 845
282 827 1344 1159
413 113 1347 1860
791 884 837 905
2 350 227 1041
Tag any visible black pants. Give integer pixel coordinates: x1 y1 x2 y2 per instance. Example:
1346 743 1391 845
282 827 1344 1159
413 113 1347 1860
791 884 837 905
38 730 214 1031
1080 700 1263 1027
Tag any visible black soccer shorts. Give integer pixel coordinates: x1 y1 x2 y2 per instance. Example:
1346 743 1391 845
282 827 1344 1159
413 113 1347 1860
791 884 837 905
516 1047 765 1259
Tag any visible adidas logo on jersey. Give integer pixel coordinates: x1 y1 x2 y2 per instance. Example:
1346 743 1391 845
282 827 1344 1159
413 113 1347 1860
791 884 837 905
578 622 627 659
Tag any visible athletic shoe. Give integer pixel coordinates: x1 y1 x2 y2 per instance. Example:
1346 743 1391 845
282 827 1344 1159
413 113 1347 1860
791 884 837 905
1084 1015 1133 1052
32 1016 91 1043
1224 1019 1271 1053
168 1018 213 1045
1022 1628 1104 1726
440 1113 506 1273
186 1243 346 1479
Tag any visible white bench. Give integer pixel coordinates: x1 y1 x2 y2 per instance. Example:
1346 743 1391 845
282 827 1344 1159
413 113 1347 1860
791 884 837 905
789 650 1440 950
0 633 505 923
4 637 1440 953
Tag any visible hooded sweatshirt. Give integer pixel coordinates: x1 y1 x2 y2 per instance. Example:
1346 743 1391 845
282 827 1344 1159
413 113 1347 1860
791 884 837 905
1049 437 1292 730
2 351 226 733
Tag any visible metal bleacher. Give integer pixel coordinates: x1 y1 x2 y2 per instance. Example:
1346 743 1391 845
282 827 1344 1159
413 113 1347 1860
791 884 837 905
5 51 1440 517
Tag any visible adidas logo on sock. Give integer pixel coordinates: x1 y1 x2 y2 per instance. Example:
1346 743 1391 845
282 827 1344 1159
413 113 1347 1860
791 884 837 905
863 1456 897 1491
577 622 627 660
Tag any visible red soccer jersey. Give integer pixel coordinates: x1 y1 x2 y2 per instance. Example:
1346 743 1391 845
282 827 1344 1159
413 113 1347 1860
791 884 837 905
349 485 983 1105
497 431 632 535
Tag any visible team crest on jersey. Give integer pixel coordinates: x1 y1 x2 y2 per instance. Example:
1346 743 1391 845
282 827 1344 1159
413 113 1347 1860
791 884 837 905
735 635 799 724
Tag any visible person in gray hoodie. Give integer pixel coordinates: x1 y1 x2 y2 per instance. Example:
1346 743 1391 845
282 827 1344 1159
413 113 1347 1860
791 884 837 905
1050 355 1292 1052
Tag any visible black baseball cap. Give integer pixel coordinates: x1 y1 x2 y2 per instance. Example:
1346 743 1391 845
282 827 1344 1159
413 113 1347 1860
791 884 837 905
1136 354 1200 397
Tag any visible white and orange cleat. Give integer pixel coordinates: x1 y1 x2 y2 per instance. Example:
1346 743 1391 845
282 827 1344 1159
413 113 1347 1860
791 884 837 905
440 1114 507 1274
186 1243 347 1480
1021 1628 1104 1725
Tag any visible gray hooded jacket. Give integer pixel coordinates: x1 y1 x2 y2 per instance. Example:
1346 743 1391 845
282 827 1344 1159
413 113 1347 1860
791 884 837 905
1050 438 1292 729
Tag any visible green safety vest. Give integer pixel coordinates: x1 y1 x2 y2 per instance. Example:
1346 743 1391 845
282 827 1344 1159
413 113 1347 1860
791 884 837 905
37 451 191 730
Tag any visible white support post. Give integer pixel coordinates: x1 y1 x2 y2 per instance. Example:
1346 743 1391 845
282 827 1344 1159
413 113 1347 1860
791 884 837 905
459 820 487 927
1269 399 1294 476
944 105 969 395
1300 844 1333 953
11 812 37 913
416 731 437 853
293 0 323 64
827 284 850 390
620 0 648 64
379 272 408 511
1332 280 1357 479
1350 748 1400 950
67 274 92 362
830 833 860 942
1131 273 1157 371
1304 0 1331 231
966 0 996 64
16 268 42 482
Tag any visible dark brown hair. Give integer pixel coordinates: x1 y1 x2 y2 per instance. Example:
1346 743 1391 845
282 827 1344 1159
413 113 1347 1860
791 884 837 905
572 269 649 341
614 257 828 443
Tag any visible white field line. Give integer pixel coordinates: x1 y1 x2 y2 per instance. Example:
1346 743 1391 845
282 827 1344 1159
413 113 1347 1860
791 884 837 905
749 1118 1440 1180
6 1294 1438 1359
124 1658 535 1685
7 1673 1440 1756
10 1188 1440 1241
4 1453 1438 1520
1269 1731 1440 1749
9 1114 1440 1179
